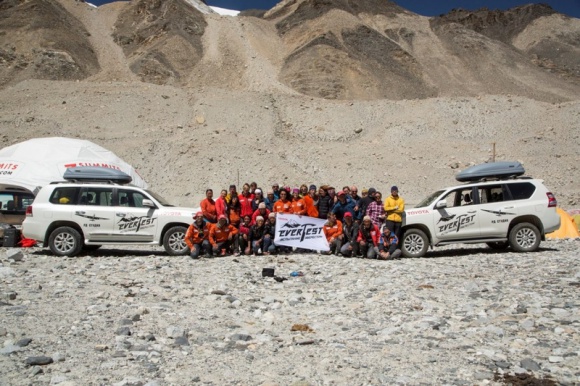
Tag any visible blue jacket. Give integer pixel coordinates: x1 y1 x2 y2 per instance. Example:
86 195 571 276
331 196 356 221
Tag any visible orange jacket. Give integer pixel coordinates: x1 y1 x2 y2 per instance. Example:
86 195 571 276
200 198 217 222
273 199 292 213
303 195 318 218
323 220 343 242
184 222 210 249
228 207 241 227
209 223 239 246
291 198 306 215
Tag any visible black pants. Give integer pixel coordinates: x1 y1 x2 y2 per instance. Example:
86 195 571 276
385 220 402 239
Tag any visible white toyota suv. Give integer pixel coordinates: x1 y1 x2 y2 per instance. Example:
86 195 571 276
22 169 195 257
401 163 560 258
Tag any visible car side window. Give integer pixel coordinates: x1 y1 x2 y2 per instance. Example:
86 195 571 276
507 182 536 200
441 188 473 208
118 189 148 208
50 187 80 205
477 185 505 204
79 188 113 206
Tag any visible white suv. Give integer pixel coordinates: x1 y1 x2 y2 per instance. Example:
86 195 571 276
401 177 560 258
23 179 196 257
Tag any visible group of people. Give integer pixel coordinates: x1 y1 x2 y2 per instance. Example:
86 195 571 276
184 182 405 260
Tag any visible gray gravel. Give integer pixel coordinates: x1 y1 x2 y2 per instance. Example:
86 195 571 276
0 239 579 385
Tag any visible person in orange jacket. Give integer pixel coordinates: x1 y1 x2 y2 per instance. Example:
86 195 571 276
184 212 211 259
215 189 228 219
200 189 217 223
273 190 292 213
209 215 239 256
291 188 306 215
304 184 319 218
322 212 343 255
357 215 380 259
383 185 405 238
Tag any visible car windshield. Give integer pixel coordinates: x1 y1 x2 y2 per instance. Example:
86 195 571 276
414 190 445 208
145 190 173 206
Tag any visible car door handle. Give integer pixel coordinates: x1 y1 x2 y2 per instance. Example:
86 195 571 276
116 213 126 217
503 206 514 209
468 210 476 214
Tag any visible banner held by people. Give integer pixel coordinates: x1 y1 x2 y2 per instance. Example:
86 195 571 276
274 214 329 251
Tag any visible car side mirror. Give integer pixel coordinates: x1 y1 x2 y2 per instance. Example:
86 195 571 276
435 200 447 209
142 199 155 208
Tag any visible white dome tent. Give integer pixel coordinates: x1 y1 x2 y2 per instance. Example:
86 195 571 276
0 137 147 194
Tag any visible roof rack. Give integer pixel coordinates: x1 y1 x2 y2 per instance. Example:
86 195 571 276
456 161 525 182
62 167 132 185
49 179 128 186
468 175 532 183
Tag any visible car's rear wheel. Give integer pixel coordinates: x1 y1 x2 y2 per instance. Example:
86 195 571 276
49 226 83 257
509 223 541 252
163 226 188 256
486 241 509 250
402 228 429 258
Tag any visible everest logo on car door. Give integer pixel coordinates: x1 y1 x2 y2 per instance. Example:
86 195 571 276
434 188 480 240
113 189 159 242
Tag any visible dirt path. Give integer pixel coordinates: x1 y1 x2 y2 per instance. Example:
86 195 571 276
57 1 138 82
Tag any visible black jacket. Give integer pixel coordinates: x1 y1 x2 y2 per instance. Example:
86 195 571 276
318 195 333 219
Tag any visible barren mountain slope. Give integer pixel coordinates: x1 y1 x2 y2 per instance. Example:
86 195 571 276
56 0 137 82
0 79 578 209
113 0 207 86
513 13 580 84
433 4 580 85
0 0 99 88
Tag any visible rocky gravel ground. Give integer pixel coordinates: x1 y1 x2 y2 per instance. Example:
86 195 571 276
0 239 579 386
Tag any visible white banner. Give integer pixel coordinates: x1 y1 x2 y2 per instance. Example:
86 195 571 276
274 214 330 251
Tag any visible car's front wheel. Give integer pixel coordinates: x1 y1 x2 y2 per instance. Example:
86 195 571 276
48 226 83 257
509 222 541 252
163 226 189 256
402 228 429 258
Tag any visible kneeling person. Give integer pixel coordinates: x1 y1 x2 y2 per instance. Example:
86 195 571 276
184 211 211 259
378 226 401 260
209 215 239 256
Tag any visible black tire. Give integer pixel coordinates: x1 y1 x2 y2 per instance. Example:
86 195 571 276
486 241 509 250
83 245 102 251
509 222 541 252
48 226 83 257
402 228 429 258
163 226 188 256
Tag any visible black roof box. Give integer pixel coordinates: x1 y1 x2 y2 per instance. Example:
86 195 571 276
63 167 132 184
456 161 525 182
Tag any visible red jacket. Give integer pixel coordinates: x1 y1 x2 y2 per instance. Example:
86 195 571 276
251 208 271 225
215 197 227 218
357 224 380 246
239 193 254 217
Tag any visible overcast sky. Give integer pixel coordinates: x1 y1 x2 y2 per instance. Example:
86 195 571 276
89 0 580 18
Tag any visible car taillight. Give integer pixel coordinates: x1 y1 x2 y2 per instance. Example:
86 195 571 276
25 205 33 216
546 192 557 207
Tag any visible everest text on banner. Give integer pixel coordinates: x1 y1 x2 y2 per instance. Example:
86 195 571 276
274 214 330 251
